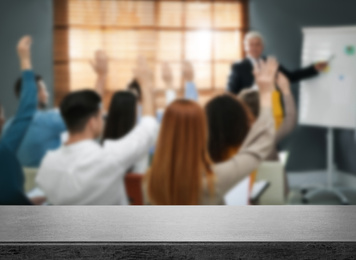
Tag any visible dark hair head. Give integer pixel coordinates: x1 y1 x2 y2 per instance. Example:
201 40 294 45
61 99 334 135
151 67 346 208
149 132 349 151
60 90 101 133
127 79 142 102
238 89 260 118
205 94 251 163
14 74 42 98
102 91 137 141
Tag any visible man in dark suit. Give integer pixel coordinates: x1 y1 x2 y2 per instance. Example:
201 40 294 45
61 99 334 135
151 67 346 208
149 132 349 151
228 31 328 94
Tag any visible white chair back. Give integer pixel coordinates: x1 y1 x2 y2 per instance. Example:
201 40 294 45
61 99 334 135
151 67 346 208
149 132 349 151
256 162 285 205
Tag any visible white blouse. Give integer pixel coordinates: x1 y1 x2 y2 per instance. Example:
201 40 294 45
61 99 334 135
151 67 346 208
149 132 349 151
36 116 158 205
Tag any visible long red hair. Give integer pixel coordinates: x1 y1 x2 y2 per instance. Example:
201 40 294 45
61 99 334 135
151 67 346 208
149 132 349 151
145 99 214 205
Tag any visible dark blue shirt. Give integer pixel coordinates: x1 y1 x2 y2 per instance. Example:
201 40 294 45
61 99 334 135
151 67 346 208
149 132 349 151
3 109 66 167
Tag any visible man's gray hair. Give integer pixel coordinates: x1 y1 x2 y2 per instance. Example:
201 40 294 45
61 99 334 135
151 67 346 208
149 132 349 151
244 31 264 45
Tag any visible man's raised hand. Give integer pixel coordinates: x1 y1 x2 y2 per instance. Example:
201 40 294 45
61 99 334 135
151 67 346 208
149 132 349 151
182 61 194 82
90 50 108 76
162 62 173 88
133 56 155 116
17 35 32 70
133 56 153 88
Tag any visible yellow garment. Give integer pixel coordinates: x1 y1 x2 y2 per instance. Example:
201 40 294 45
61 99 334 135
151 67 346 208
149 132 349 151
272 90 283 129
249 170 257 191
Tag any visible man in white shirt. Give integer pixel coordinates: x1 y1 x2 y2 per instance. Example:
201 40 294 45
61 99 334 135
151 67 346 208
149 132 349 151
36 57 158 205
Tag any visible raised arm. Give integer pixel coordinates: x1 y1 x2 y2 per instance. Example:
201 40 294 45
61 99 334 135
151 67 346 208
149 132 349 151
275 72 297 143
90 50 108 97
161 61 177 105
162 61 173 89
213 57 278 194
135 57 155 117
182 61 198 101
1 36 37 153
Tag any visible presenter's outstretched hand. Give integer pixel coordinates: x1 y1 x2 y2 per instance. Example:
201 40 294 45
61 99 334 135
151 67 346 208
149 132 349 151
314 61 328 72
17 35 32 70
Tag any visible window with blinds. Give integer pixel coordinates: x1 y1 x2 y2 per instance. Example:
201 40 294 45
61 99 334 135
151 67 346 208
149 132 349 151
54 0 248 108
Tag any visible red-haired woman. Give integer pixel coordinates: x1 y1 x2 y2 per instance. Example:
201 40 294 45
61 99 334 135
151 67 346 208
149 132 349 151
143 58 278 205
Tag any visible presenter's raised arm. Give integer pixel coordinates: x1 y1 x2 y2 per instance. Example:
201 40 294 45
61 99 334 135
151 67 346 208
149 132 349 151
278 60 327 83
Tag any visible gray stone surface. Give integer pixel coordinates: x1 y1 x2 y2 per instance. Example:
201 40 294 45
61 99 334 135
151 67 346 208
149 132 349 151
1 206 356 242
1 206 356 258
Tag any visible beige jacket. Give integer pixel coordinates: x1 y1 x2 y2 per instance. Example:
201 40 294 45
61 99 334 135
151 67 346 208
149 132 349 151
143 107 275 205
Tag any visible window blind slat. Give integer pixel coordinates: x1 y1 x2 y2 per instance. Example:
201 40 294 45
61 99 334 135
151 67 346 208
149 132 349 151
54 0 248 108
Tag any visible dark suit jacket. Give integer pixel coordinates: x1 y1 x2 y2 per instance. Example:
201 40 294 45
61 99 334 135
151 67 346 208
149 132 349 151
227 58 319 94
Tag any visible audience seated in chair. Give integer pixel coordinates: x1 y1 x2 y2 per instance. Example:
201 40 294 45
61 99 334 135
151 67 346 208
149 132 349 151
0 36 45 205
205 93 257 197
0 35 285 206
35 57 159 205
239 72 297 197
103 90 150 174
1 61 66 168
142 58 278 205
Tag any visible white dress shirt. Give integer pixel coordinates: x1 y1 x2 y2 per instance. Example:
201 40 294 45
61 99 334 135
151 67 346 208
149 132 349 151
36 116 158 205
247 55 262 90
